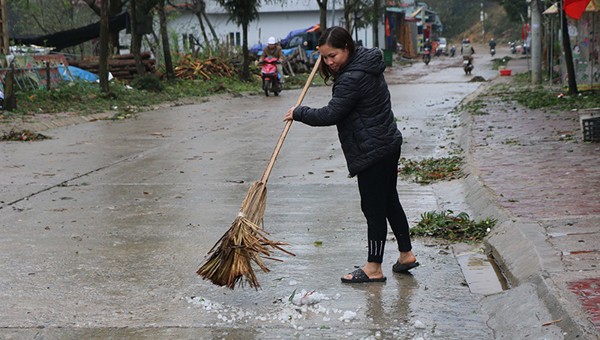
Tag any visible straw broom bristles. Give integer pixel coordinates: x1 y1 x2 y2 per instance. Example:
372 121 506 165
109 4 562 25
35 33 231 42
196 181 294 289
196 56 321 290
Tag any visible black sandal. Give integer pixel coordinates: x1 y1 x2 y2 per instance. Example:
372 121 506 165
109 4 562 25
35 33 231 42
392 261 420 273
341 268 387 283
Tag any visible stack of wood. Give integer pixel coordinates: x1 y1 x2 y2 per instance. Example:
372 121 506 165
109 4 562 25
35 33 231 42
69 52 156 81
174 56 236 80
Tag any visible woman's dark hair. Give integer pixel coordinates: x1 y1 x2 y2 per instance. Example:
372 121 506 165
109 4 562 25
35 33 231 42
317 26 356 82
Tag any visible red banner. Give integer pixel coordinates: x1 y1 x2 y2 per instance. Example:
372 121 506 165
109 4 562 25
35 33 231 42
564 0 592 20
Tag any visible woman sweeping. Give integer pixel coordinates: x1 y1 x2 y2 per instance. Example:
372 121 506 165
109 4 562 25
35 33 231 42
284 26 419 283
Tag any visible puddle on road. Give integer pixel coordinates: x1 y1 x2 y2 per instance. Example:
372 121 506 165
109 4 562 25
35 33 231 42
454 247 508 295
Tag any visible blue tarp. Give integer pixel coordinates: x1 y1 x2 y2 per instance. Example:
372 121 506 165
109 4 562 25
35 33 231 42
280 25 317 47
58 65 99 82
253 24 319 56
250 43 266 54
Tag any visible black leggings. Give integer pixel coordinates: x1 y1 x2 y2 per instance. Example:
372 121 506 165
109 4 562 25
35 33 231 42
357 146 412 263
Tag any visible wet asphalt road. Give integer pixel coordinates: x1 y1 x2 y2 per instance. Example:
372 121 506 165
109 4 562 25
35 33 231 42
1 51 503 339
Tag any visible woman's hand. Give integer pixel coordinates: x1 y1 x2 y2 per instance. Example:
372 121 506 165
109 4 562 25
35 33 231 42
284 106 297 121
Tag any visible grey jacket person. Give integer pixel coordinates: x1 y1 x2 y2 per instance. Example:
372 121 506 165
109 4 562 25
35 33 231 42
292 47 403 176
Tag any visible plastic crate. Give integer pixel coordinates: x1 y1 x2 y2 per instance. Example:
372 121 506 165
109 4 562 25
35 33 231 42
580 111 600 142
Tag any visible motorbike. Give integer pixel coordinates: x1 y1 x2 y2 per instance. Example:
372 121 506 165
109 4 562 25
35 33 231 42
422 47 432 65
259 56 281 97
490 48 496 57
450 45 456 57
463 56 474 75
509 41 517 54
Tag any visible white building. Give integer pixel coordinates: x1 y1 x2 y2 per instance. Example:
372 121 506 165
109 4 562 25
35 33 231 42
167 0 378 50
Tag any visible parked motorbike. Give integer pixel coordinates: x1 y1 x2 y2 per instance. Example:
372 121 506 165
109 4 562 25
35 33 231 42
463 56 474 75
259 56 281 97
450 45 456 57
423 47 432 65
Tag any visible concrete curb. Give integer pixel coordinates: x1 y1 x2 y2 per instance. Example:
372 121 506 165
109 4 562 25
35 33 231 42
458 79 598 338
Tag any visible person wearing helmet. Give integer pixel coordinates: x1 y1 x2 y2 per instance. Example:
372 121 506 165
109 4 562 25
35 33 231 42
260 36 285 84
489 38 497 53
461 38 475 64
423 38 432 51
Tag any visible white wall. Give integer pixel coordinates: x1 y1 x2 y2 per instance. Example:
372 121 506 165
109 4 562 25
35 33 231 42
168 4 376 49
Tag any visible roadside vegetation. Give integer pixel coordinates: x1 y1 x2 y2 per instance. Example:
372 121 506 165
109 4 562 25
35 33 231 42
0 129 50 141
3 74 255 118
411 210 497 242
398 156 464 184
490 73 600 111
460 99 489 116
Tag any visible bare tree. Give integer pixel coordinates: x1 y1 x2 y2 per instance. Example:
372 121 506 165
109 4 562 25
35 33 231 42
343 0 367 35
217 0 260 81
165 0 219 52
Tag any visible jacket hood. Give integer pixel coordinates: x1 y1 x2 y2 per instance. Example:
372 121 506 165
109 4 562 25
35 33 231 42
343 47 386 76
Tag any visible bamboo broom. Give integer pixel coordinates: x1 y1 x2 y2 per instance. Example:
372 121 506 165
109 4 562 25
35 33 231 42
197 56 322 289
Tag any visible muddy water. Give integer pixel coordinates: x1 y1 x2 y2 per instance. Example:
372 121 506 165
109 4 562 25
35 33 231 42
0 52 504 338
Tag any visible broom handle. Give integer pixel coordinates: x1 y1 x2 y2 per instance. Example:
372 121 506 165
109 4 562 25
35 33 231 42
260 55 322 184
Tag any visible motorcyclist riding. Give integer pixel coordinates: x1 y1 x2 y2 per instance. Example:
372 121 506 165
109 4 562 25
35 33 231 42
461 38 475 65
260 36 285 84
422 38 433 64
461 38 475 74
424 38 433 52
489 38 497 56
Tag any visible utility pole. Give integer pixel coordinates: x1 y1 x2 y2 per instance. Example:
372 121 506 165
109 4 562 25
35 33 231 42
530 0 542 84
480 2 485 42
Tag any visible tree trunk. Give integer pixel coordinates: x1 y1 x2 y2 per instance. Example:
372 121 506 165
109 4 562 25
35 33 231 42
372 0 380 48
99 0 110 92
560 3 577 94
130 0 146 76
343 0 351 31
158 0 174 80
4 66 16 111
241 23 250 81
317 0 328 31
110 0 124 54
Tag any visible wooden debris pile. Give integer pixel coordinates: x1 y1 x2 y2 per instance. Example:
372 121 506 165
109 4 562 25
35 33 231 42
174 55 236 80
69 52 156 81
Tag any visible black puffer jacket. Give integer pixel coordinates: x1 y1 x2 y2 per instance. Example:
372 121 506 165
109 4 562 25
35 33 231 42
293 47 402 176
